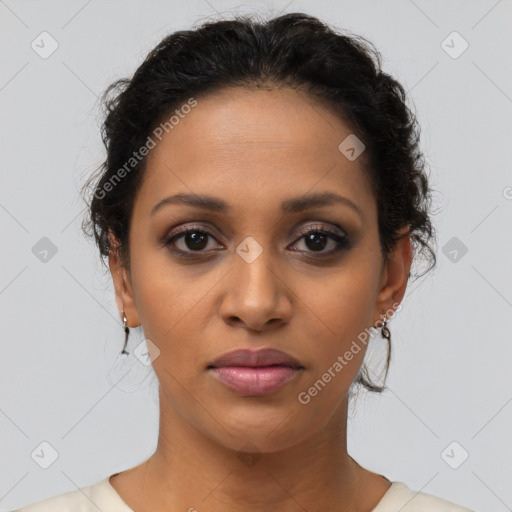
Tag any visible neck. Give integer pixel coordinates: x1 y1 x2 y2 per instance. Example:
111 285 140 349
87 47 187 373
119 389 385 512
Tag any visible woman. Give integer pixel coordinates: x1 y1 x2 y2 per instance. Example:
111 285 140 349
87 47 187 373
15 12 475 512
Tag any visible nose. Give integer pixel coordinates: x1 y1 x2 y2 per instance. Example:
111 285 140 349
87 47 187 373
219 241 292 333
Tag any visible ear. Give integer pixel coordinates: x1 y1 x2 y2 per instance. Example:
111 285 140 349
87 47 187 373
371 225 412 326
108 231 141 327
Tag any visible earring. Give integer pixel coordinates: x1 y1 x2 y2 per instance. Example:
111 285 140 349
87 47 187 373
121 311 130 355
105 311 155 393
381 318 391 340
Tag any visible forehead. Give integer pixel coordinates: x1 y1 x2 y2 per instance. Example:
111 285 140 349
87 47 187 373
135 87 374 219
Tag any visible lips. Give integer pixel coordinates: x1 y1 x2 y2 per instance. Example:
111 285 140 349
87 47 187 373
208 348 303 369
207 348 304 396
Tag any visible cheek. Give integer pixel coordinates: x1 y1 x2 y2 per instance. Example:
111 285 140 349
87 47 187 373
308 264 379 343
129 245 221 371
297 260 380 389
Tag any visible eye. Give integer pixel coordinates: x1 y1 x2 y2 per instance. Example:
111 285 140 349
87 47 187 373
289 224 350 258
163 223 350 259
164 225 221 257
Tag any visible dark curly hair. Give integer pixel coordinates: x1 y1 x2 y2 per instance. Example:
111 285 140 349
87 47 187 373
81 12 437 394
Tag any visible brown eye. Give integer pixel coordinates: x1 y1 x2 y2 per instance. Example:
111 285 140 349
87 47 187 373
303 231 330 251
164 223 350 260
180 230 209 251
290 225 351 258
165 226 220 256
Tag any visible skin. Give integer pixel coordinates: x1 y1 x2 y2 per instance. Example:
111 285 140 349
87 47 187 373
108 86 412 512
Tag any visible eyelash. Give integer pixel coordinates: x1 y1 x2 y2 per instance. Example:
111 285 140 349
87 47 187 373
163 224 350 259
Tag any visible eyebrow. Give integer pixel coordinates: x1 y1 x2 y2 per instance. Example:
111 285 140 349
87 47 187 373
150 191 363 218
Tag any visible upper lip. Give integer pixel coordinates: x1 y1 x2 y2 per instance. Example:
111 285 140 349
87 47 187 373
208 348 304 369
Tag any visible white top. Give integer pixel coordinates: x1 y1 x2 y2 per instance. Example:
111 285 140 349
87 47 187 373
13 475 475 512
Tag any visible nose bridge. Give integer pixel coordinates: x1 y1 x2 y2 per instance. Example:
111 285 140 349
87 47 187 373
221 233 291 329
234 234 279 303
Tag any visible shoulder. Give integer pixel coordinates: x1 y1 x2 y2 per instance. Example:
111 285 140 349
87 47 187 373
11 476 133 512
373 481 475 512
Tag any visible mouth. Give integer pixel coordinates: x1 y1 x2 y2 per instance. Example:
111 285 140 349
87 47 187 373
207 348 304 396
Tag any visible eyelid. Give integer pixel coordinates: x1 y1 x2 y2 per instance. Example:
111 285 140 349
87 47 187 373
163 221 347 243
294 223 346 238
162 222 221 242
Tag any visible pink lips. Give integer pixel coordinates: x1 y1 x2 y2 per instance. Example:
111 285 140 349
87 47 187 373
207 348 304 396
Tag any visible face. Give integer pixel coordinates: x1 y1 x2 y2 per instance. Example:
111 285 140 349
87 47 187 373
110 86 411 453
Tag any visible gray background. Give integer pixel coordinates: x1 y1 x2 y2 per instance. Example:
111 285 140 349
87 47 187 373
1 1 511 510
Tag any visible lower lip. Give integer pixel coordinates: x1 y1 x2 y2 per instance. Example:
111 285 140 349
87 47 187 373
209 366 301 395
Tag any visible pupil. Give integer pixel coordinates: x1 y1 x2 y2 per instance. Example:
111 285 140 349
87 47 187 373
305 233 327 251
186 232 208 250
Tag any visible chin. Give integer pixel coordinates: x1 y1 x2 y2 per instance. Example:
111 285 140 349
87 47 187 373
198 406 320 455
